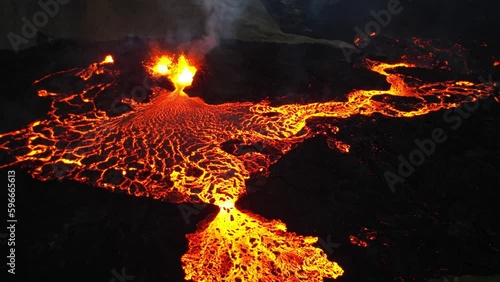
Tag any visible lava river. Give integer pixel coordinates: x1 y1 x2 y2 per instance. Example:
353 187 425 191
0 47 498 281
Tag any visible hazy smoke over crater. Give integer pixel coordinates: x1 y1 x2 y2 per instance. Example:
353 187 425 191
183 0 248 58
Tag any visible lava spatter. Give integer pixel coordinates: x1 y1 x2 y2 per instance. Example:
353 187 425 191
146 53 198 92
0 47 498 281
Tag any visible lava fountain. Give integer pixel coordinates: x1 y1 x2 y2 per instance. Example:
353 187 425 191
147 53 197 92
0 43 498 281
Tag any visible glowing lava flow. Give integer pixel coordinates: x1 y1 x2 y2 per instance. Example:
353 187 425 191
183 207 342 281
0 49 498 281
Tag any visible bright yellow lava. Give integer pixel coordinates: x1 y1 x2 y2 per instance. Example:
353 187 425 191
152 56 171 75
148 54 197 91
102 55 114 64
171 55 197 88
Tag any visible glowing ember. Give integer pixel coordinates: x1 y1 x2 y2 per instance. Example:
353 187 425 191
349 235 369 247
329 140 350 153
0 44 498 281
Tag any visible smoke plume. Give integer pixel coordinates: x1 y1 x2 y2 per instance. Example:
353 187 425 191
183 0 248 59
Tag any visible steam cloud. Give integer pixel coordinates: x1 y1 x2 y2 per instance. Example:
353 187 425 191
184 0 248 58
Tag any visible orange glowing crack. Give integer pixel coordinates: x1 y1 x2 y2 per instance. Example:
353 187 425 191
0 48 498 281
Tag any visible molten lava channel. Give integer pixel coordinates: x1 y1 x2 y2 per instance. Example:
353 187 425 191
183 207 343 281
0 48 497 281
